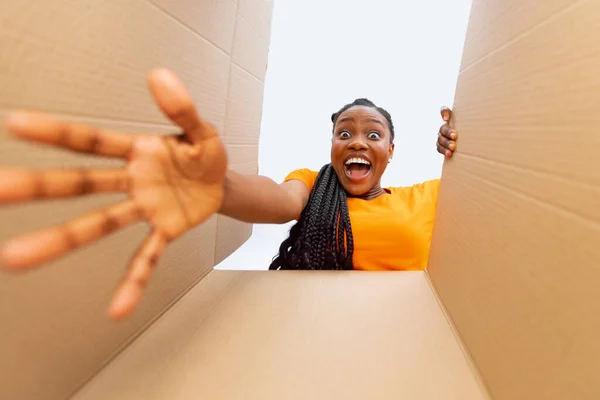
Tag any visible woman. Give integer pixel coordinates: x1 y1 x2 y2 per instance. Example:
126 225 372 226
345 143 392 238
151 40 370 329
0 69 458 319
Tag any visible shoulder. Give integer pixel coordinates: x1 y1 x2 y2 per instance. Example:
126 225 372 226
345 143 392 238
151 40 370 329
389 178 441 201
411 178 441 194
283 168 319 192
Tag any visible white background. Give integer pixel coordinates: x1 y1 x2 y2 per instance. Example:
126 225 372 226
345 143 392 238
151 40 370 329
217 0 473 270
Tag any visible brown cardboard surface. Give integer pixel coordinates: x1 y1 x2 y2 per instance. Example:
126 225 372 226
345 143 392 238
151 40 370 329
0 0 272 399
0 0 230 130
74 271 489 400
427 0 600 399
214 62 266 264
231 11 272 82
214 215 254 265
149 0 238 53
213 147 259 266
224 64 266 144
213 143 259 264
224 143 260 169
72 270 244 400
460 0 576 70
238 0 275 43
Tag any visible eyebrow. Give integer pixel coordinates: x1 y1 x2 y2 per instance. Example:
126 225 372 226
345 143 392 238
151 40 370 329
367 118 385 127
337 116 385 128
337 116 354 124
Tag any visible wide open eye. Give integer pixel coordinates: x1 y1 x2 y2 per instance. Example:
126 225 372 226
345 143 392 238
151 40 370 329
339 130 351 139
367 131 381 140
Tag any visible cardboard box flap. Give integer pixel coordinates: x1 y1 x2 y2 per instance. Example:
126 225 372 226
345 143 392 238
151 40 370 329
74 271 489 400
237 0 275 43
231 6 272 82
148 0 238 53
0 1 272 399
428 0 600 399
0 0 230 128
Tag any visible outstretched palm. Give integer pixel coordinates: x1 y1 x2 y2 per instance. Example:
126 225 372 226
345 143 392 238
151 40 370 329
0 69 227 319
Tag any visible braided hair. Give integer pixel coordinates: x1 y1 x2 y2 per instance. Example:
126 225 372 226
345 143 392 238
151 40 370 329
269 98 395 270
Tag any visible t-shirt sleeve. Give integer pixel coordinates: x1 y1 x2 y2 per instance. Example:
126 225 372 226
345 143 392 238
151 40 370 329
389 178 441 207
283 168 319 192
411 178 441 203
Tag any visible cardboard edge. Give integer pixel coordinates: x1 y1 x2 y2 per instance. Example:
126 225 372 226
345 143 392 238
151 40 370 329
424 270 493 400
70 267 224 399
230 12 269 83
228 0 242 55
214 70 236 264
214 215 254 266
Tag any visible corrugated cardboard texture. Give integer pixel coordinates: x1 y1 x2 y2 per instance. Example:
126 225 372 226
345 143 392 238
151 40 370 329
427 1 600 399
0 1 230 130
214 1 273 263
0 1 272 399
75 271 489 400
238 0 275 45
149 0 238 52
232 0 273 82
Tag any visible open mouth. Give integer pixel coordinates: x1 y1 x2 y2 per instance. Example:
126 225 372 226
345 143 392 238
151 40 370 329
344 157 372 181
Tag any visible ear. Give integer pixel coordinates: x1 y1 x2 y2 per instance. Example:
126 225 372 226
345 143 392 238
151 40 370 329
388 143 395 159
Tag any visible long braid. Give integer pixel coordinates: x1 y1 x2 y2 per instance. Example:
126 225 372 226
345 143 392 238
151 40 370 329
269 164 353 270
322 171 339 268
340 198 354 269
315 167 339 267
269 98 395 271
304 165 331 268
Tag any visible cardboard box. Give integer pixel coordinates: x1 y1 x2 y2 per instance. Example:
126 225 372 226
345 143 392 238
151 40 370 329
1 0 599 399
427 0 600 398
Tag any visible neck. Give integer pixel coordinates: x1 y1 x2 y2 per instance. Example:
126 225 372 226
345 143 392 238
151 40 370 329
347 184 386 200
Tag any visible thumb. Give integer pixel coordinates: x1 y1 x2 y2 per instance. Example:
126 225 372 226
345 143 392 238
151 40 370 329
440 106 452 123
147 68 217 143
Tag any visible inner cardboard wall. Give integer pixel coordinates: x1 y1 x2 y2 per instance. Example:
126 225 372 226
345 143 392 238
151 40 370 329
0 1 272 399
73 271 490 400
427 1 600 399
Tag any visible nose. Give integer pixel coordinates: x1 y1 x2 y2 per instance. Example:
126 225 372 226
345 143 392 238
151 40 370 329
348 138 368 151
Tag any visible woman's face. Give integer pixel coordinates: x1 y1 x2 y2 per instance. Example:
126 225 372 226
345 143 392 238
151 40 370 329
330 106 395 196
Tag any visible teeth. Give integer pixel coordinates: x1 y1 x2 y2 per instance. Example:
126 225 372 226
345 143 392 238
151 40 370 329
344 157 371 166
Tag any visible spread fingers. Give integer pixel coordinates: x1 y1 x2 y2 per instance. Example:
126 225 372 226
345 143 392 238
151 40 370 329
108 230 167 319
0 200 143 270
4 111 135 159
0 168 129 204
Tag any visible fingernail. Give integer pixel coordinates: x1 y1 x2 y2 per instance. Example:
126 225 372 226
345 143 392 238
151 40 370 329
108 292 129 320
441 107 452 121
108 283 140 320
5 112 26 130
449 142 456 151
450 131 457 140
0 242 26 271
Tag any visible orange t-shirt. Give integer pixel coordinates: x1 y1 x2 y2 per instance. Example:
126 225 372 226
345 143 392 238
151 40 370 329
284 169 441 271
